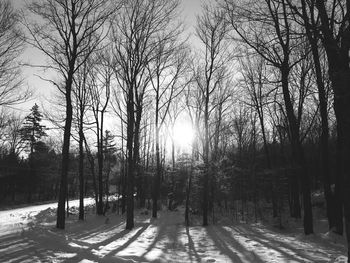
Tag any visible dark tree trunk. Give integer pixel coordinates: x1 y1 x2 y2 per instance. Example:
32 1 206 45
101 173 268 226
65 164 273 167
56 79 73 229
126 88 135 230
78 127 84 220
172 138 175 170
257 104 278 217
315 2 350 249
121 164 126 214
281 65 313 234
297 0 335 230
153 90 161 218
185 170 192 227
203 90 209 226
96 115 104 215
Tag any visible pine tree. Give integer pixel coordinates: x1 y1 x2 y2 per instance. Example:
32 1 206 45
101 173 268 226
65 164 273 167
20 103 47 202
20 103 47 156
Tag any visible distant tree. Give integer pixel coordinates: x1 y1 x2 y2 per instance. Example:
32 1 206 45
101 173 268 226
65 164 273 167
20 104 47 156
3 113 25 156
103 130 117 214
20 103 47 202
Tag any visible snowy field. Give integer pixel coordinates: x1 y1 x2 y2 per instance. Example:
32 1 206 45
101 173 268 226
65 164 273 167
0 200 348 263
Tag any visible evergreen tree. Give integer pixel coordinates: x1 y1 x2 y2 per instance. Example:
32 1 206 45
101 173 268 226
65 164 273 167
20 103 47 156
20 103 47 202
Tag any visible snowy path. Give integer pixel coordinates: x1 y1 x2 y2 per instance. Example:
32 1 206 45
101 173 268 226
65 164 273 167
0 202 347 262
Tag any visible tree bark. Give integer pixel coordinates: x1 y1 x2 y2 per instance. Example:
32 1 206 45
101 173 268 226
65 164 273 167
78 127 84 220
56 77 73 229
153 88 161 218
281 64 313 234
126 87 135 230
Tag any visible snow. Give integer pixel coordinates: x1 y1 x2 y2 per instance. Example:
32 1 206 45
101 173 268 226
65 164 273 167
0 201 348 262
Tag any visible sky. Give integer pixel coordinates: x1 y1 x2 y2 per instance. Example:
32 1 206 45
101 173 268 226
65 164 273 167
12 0 204 115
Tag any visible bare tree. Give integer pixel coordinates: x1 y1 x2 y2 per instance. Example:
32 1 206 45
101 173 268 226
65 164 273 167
148 28 189 219
3 113 25 156
111 0 182 230
312 0 350 257
89 51 112 215
0 0 29 107
224 0 314 234
72 59 93 220
24 0 116 229
195 4 230 226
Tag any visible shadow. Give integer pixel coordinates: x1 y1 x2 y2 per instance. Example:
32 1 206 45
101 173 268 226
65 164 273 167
61 223 150 262
219 225 335 262
139 223 165 259
1 205 346 263
0 234 57 263
207 226 265 263
112 223 150 254
185 226 202 263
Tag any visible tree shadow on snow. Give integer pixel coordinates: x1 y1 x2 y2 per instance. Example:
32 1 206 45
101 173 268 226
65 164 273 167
206 225 265 262
0 233 58 263
227 224 343 262
185 226 202 262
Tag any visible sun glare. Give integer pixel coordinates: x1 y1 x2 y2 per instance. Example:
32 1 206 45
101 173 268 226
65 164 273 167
172 120 194 151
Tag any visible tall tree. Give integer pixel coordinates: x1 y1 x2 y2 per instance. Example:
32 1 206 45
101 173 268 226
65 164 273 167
89 51 112 215
72 60 92 220
111 0 182 230
224 0 314 234
286 0 337 231
313 0 350 257
148 23 188 219
195 4 230 226
25 0 115 229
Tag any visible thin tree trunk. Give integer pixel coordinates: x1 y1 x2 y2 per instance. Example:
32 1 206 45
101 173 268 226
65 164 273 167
203 91 209 226
153 90 161 218
185 170 192 226
78 127 84 220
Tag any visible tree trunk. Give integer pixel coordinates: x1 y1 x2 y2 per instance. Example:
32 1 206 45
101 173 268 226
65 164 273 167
281 65 313 234
315 0 348 238
185 170 192 227
78 127 84 220
56 78 73 229
153 91 161 218
126 89 135 230
203 90 209 226
298 0 335 230
96 115 104 215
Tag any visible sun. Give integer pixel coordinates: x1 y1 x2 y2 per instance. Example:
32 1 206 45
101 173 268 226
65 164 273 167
172 119 194 151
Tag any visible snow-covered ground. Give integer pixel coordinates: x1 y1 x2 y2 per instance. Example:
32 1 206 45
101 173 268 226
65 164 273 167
0 201 348 262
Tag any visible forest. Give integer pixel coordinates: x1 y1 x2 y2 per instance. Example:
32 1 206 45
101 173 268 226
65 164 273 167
0 0 349 262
